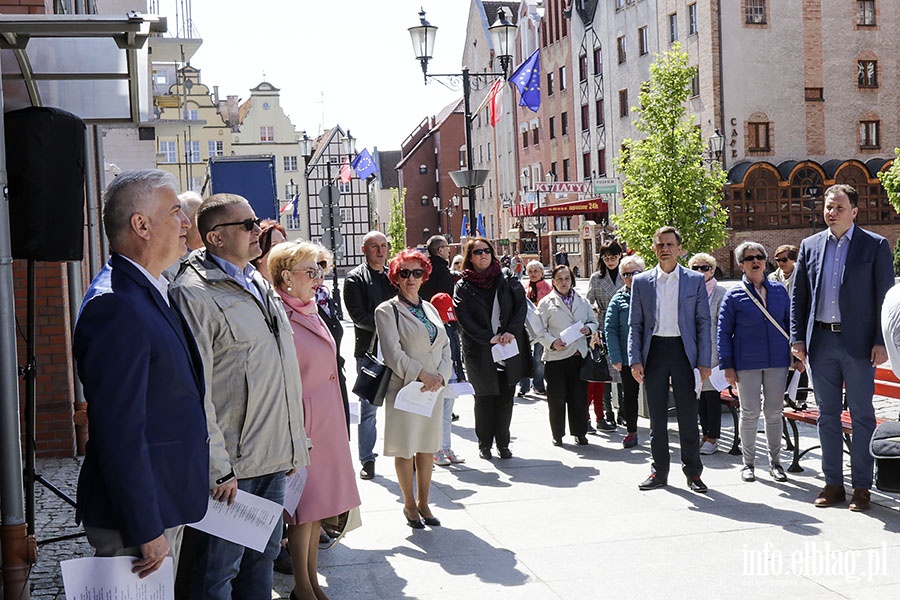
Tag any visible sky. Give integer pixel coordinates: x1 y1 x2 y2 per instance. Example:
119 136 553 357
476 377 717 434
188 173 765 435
155 0 472 151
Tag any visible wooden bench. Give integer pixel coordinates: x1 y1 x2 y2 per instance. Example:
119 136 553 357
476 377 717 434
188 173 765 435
781 366 898 472
718 387 741 455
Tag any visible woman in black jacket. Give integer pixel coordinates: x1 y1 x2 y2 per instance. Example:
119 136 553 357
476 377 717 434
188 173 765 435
453 238 531 460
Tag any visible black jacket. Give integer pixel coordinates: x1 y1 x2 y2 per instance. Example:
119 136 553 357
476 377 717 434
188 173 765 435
343 262 396 357
420 253 455 302
318 295 350 438
453 270 531 396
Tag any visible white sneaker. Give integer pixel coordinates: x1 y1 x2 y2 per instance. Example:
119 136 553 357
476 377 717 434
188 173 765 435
433 450 451 466
444 449 466 464
699 440 718 455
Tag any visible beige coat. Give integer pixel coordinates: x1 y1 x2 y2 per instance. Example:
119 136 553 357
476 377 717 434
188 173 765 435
375 297 452 458
536 290 598 362
170 249 310 486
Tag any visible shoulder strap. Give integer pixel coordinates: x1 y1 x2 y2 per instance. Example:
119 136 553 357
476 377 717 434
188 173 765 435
742 282 789 341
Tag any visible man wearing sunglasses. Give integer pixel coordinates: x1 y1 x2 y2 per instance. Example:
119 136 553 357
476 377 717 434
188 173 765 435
170 194 310 598
791 184 894 512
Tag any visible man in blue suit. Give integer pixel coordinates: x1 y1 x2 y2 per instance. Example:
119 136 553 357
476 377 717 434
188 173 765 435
790 184 894 511
629 226 711 493
74 170 208 577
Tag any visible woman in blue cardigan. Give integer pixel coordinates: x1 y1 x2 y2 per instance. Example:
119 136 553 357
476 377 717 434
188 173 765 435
718 242 804 483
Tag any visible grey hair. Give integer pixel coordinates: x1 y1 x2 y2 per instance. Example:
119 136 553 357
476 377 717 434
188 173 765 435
525 260 544 273
734 241 767 263
619 254 645 272
102 169 178 245
179 190 203 219
688 252 717 270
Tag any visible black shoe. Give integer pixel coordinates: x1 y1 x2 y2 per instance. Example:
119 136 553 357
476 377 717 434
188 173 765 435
498 447 513 459
585 422 597 434
596 419 616 432
273 545 292 574
404 508 425 529
552 437 563 446
575 436 589 445
638 474 667 490
359 460 375 480
769 465 788 482
516 390 526 397
421 515 441 527
688 476 709 493
451 413 460 422
479 448 493 460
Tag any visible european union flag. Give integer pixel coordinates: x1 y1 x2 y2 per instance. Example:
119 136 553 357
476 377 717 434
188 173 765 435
352 148 380 180
509 49 540 112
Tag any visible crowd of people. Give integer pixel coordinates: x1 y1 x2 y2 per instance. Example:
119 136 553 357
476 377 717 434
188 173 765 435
74 171 894 599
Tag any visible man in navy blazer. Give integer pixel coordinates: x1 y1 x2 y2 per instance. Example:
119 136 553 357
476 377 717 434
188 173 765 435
74 170 208 577
629 226 711 493
790 184 894 511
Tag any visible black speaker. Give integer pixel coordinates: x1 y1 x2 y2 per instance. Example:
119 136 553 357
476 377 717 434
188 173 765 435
4 106 86 261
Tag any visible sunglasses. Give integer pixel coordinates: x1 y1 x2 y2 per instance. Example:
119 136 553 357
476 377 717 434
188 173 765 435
472 247 492 256
621 270 643 278
775 257 790 263
317 260 328 270
211 218 261 232
742 254 766 263
691 265 713 272
398 268 425 279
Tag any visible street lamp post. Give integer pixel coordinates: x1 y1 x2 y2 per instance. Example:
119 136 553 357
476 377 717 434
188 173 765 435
432 193 459 242
409 7 516 237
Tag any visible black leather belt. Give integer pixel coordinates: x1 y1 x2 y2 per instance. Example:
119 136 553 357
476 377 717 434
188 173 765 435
814 321 841 332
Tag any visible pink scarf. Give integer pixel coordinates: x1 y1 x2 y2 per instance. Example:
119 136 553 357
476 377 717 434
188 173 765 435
277 289 334 348
705 277 718 298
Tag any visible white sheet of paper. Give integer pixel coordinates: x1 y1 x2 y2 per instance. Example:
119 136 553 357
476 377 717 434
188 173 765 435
491 341 520 362
694 368 702 398
559 321 585 346
393 380 443 417
348 400 360 424
189 489 282 552
707 366 728 392
445 381 475 398
282 466 308 513
786 369 802 401
62 556 174 599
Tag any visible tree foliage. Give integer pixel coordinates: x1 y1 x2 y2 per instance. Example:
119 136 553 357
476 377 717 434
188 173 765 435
387 188 407 256
878 148 900 213
613 43 729 264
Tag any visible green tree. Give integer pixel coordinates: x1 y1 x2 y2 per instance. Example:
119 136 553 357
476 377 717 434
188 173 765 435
878 148 900 213
613 43 729 264
387 188 407 256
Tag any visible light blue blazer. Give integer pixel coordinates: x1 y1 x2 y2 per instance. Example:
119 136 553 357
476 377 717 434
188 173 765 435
627 264 712 369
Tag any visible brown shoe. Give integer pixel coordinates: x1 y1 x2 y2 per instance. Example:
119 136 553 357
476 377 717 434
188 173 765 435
814 484 846 507
849 488 872 512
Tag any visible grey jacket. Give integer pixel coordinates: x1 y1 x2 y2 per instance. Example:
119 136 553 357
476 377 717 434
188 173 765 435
536 290 598 362
170 249 311 487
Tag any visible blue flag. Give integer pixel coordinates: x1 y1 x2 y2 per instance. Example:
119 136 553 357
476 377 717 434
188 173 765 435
351 148 379 180
476 213 487 237
509 49 540 112
460 214 469 239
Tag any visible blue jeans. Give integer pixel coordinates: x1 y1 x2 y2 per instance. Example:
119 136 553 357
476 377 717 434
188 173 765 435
518 343 546 393
356 359 380 464
188 472 285 600
808 330 877 489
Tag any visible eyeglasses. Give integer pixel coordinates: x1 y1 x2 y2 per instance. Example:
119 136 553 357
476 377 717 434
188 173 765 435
317 260 328 270
602 254 621 261
472 247 492 256
621 270 643 278
211 218 261 232
297 267 325 280
742 254 766 263
398 268 425 279
775 257 790 263
691 265 713 272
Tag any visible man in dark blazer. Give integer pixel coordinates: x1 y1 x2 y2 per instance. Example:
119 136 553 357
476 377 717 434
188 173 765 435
74 170 208 577
629 226 711 493
419 234 455 301
790 184 894 511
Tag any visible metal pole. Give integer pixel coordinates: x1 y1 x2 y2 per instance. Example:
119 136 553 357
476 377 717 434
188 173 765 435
325 159 342 319
462 68 477 237
536 189 542 263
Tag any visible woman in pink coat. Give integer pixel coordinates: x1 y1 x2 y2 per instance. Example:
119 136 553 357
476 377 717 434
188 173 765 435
269 241 360 600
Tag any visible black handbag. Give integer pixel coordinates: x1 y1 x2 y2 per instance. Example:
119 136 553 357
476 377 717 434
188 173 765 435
870 421 900 493
580 338 612 382
351 305 399 406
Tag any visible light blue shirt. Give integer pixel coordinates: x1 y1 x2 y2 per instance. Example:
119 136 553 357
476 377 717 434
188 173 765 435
209 253 264 304
816 224 854 323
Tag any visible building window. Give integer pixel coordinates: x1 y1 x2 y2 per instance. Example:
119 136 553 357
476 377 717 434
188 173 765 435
619 89 629 117
159 140 176 163
857 1 876 25
579 54 588 81
858 60 877 87
338 181 351 193
547 72 555 96
260 126 274 142
597 148 606 176
183 108 199 121
581 104 590 131
669 13 678 43
860 120 880 149
562 158 570 181
688 3 698 34
583 152 591 176
559 66 566 91
283 156 298 172
616 0 625 9
532 124 540 145
638 26 649 55
617 36 626 64
561 112 569 135
187 140 201 163
748 121 770 151
691 73 700 97
521 128 529 148
745 0 766 24
487 142 492 161
593 47 603 74
550 162 557 180
549 116 556 139
207 140 223 157
805 87 824 101
595 100 604 126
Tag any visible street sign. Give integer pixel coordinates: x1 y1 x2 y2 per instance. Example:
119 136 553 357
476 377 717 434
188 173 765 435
592 178 619 195
321 207 342 230
532 181 589 193
318 185 339 206
325 230 343 254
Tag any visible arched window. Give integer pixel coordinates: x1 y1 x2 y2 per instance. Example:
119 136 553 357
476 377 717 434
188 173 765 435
789 165 825 230
835 162 900 225
740 165 780 228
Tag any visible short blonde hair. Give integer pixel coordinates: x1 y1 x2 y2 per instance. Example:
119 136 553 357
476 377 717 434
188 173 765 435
268 241 321 288
688 252 717 270
316 244 334 270
619 254 645 272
